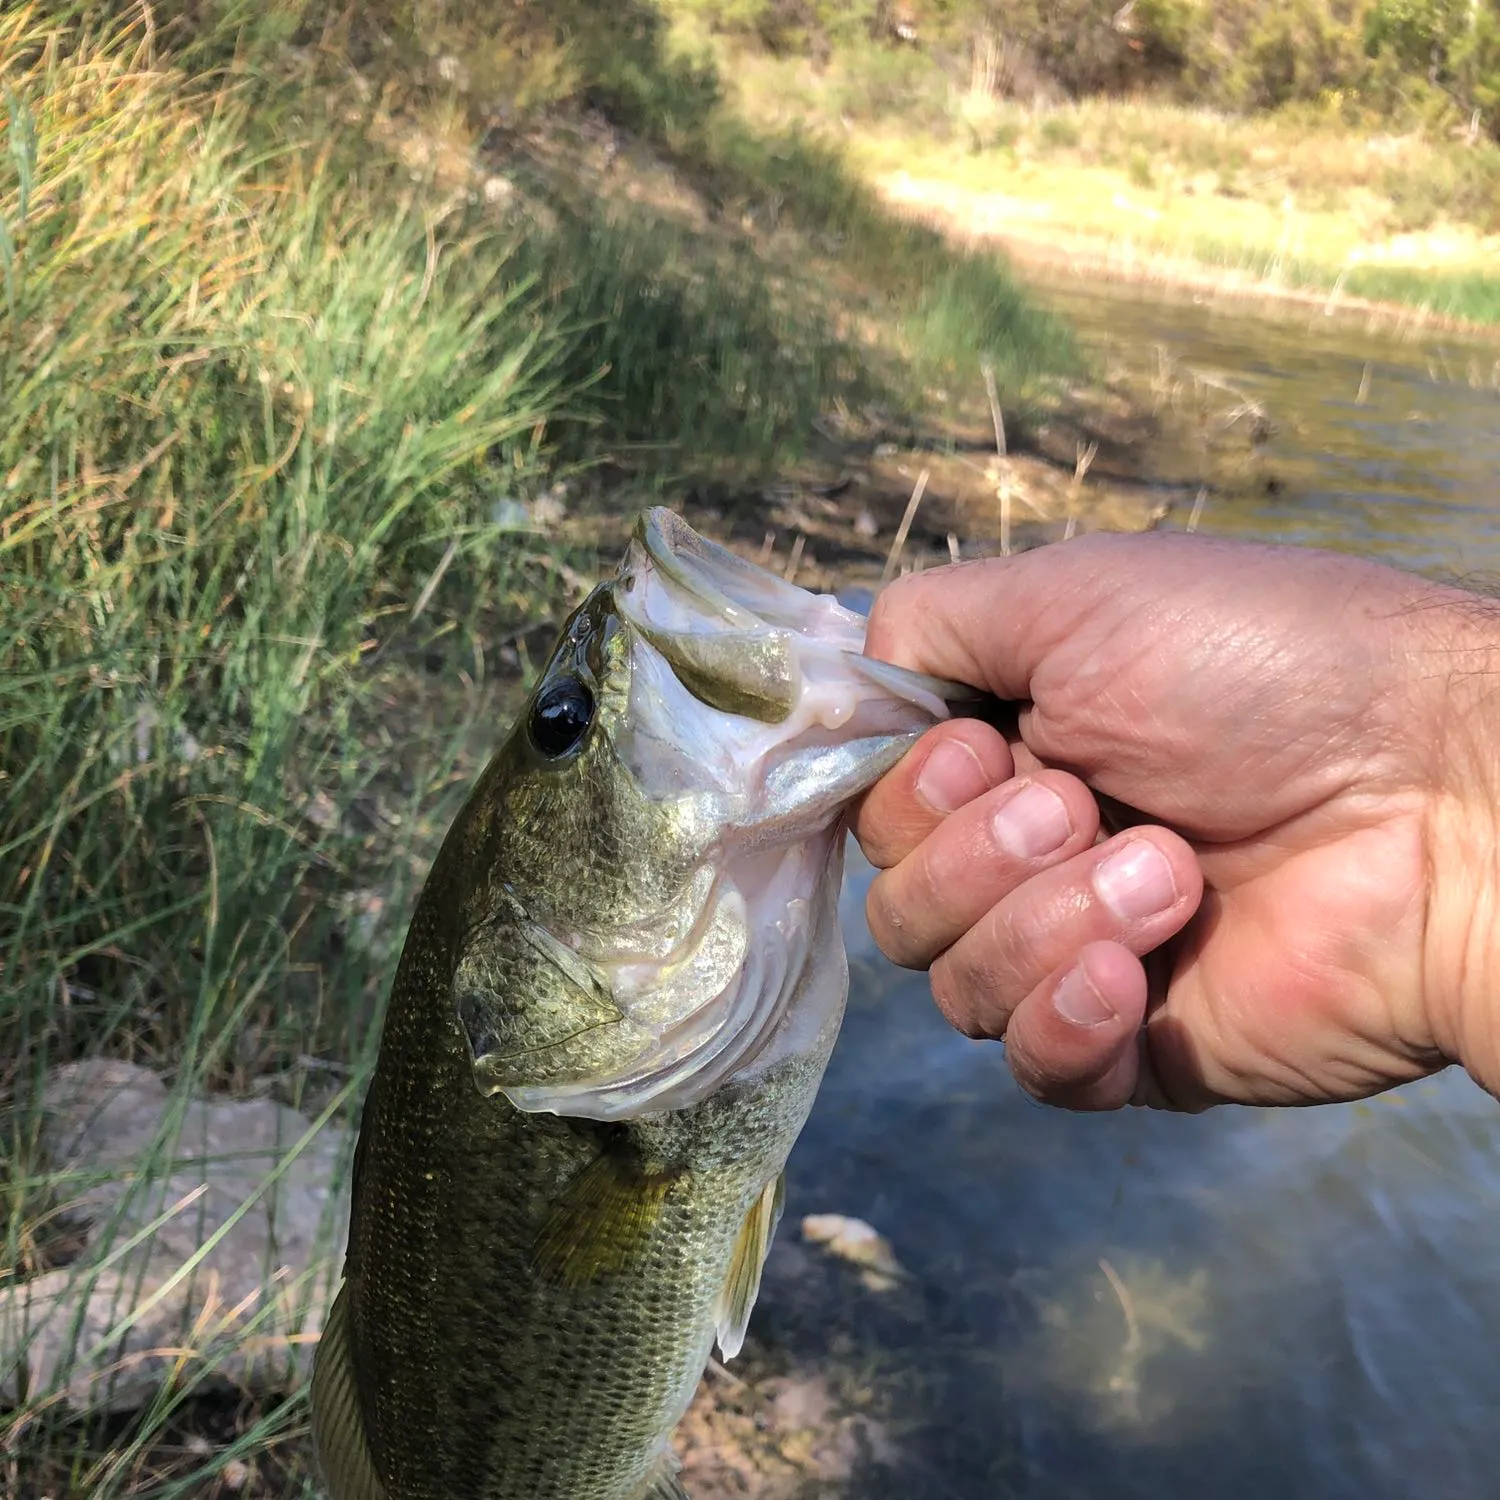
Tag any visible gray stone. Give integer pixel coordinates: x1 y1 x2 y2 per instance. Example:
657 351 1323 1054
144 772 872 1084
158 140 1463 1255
0 1060 352 1413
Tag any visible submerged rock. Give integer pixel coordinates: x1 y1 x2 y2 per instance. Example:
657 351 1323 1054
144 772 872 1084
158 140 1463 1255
801 1213 905 1292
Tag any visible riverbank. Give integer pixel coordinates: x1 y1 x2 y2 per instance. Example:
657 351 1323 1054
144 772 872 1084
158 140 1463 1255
698 34 1500 329
878 175 1500 339
867 158 1500 335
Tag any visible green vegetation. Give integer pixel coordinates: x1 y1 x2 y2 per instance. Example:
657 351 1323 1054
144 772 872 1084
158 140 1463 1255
677 0 1500 133
668 1 1500 323
0 2 1073 1493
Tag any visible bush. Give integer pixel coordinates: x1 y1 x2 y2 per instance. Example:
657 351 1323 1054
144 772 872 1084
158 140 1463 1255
1366 0 1500 136
1036 111 1079 146
675 0 1500 137
984 0 1159 96
672 0 884 55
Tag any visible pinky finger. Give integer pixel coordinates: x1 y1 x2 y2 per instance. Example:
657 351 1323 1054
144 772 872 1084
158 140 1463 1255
1002 942 1148 1112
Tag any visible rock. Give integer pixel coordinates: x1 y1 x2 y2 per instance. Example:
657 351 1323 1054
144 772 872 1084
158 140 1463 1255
1 1063 904 1497
0 1061 350 1413
800 1213 904 1292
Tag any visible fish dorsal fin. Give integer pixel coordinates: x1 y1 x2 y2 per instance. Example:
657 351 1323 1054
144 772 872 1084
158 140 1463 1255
533 1150 679 1288
309 1283 387 1500
713 1172 785 1361
640 1446 691 1499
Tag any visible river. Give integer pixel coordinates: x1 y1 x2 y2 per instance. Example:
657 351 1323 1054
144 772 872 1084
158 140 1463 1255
771 282 1500 1499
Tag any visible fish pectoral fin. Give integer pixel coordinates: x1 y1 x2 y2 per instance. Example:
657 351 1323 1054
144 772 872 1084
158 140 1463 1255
309 1283 387 1500
713 1171 785 1362
532 1150 679 1288
640 1446 691 1500
455 905 624 1095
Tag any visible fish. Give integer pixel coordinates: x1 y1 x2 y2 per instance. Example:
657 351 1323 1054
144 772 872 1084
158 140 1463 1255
310 508 969 1500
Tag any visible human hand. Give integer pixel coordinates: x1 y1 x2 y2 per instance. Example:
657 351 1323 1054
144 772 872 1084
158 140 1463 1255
853 533 1500 1110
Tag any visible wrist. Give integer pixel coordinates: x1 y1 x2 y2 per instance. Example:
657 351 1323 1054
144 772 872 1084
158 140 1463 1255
1412 585 1500 1094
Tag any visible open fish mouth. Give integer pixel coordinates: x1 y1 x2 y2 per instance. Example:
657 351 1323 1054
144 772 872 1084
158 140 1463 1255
631 507 863 645
500 509 975 1123
619 506 966 734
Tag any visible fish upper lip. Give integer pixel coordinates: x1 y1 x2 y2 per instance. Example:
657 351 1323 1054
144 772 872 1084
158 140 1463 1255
632 508 758 625
628 507 857 636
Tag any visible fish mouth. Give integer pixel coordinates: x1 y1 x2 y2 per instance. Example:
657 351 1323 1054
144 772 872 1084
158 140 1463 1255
631 507 848 641
502 510 979 1123
615 508 860 726
618 507 971 739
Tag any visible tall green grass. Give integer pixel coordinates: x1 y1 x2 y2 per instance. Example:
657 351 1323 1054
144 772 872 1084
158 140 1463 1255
0 4 1077 1492
0 8 571 1073
0 17 585 1488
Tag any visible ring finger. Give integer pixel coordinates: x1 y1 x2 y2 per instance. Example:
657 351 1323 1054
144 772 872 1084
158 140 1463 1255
929 828 1202 1041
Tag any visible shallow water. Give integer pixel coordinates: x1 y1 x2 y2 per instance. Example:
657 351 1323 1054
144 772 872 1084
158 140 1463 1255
782 285 1500 1498
1044 279 1500 576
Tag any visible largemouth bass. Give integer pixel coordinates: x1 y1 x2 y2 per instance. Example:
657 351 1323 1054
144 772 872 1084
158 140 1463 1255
311 509 966 1500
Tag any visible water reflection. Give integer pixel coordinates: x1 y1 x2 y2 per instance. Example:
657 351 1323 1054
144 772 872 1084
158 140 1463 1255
782 287 1500 1499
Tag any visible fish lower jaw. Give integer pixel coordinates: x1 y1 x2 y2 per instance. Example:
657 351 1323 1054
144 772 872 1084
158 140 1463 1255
502 839 848 1123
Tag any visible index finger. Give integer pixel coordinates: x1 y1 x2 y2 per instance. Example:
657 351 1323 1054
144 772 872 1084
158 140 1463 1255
852 718 1012 868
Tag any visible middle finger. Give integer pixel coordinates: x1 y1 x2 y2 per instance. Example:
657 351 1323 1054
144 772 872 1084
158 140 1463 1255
866 771 1102 969
930 827 1201 1042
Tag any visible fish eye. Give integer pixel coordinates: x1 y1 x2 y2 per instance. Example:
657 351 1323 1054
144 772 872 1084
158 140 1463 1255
528 677 595 759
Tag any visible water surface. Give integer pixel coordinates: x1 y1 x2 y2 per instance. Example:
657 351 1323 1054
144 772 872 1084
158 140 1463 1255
779 283 1500 1499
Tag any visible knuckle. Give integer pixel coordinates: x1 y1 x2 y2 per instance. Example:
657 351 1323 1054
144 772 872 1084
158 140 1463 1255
929 961 986 1039
864 874 926 970
852 799 915 872
986 901 1050 991
865 575 923 659
931 949 1009 1041
1008 1051 1052 1103
1007 1034 1097 1108
854 824 898 871
904 836 951 919
868 835 968 970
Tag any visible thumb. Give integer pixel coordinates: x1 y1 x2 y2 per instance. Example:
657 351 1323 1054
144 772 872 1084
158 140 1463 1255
863 533 1164 701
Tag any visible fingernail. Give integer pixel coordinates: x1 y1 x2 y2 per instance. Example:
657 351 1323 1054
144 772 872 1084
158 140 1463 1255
915 740 991 814
1053 964 1116 1027
1094 840 1177 921
992 782 1072 859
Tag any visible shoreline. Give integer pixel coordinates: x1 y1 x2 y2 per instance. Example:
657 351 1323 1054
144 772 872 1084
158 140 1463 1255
874 175 1500 342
